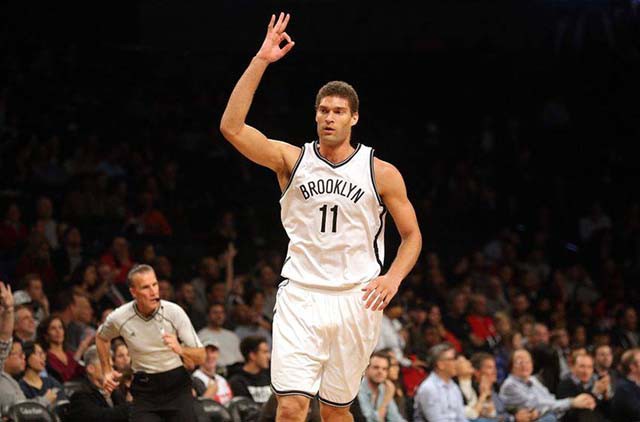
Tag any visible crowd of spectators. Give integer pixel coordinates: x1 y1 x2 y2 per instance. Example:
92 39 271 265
1 1 640 421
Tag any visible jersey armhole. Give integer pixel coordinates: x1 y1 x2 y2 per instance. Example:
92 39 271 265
369 148 384 207
280 145 306 199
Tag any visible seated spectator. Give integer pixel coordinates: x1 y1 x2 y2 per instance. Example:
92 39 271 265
192 340 233 405
13 303 37 343
455 354 494 420
57 290 96 357
413 343 466 422
100 236 134 285
444 291 472 351
385 351 408 419
15 232 57 291
66 345 129 421
0 201 28 255
191 256 222 314
197 302 244 370
610 347 640 421
112 340 131 373
37 315 85 382
466 293 498 352
426 303 463 353
53 225 85 283
376 298 426 369
176 281 207 331
592 344 618 387
0 283 52 411
228 335 272 405
357 351 406 422
14 273 50 324
470 352 536 422
72 261 110 306
233 303 272 346
18 341 67 407
499 349 595 422
556 353 611 422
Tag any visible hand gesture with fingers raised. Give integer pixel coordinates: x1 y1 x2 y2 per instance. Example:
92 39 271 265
256 12 295 63
0 281 13 311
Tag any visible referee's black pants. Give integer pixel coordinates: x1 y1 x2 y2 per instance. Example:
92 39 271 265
129 366 196 422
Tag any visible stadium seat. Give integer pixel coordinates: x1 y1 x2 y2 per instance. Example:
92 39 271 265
196 398 233 422
226 396 262 422
62 381 85 398
53 399 71 422
6 401 56 422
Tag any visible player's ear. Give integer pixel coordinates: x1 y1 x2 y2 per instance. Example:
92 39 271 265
351 111 359 127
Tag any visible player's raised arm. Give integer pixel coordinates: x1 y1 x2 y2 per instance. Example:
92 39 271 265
220 13 296 173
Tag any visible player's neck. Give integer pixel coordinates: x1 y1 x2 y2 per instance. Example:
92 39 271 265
317 140 354 164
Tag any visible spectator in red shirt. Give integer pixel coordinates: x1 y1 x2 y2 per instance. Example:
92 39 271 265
467 293 498 352
37 315 85 382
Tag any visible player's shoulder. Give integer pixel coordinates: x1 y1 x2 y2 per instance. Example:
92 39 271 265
372 156 404 193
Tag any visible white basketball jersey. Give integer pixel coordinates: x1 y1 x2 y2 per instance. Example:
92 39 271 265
280 141 386 289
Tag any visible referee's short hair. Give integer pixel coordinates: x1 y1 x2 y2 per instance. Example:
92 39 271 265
127 264 155 288
240 335 267 362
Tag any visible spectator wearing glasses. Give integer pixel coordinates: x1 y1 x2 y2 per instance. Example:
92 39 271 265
18 341 67 407
499 349 595 422
413 343 467 422
357 350 406 422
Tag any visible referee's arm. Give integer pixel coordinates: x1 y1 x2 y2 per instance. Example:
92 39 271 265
162 333 205 366
96 333 121 393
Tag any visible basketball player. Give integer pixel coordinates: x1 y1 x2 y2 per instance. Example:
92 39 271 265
96 264 205 421
220 13 422 422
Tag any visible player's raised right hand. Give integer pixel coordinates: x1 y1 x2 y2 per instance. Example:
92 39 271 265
256 12 295 63
103 369 122 394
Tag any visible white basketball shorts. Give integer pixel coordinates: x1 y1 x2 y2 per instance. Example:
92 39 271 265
270 280 383 407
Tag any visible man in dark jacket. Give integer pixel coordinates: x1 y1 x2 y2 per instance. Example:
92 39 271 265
611 348 640 421
556 353 611 422
67 345 129 421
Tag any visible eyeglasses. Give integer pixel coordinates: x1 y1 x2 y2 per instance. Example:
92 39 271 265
439 355 457 362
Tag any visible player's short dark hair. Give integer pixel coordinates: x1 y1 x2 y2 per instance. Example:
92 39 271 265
240 335 267 362
127 264 155 287
315 81 359 114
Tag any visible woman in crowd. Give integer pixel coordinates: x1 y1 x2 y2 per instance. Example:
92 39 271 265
37 315 85 382
19 341 68 407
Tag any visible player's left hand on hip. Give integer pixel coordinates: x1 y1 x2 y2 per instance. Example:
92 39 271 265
361 276 398 311
162 333 183 356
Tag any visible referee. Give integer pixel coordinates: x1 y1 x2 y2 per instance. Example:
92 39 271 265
96 264 205 421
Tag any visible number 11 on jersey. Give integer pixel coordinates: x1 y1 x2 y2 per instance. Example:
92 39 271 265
319 204 338 233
